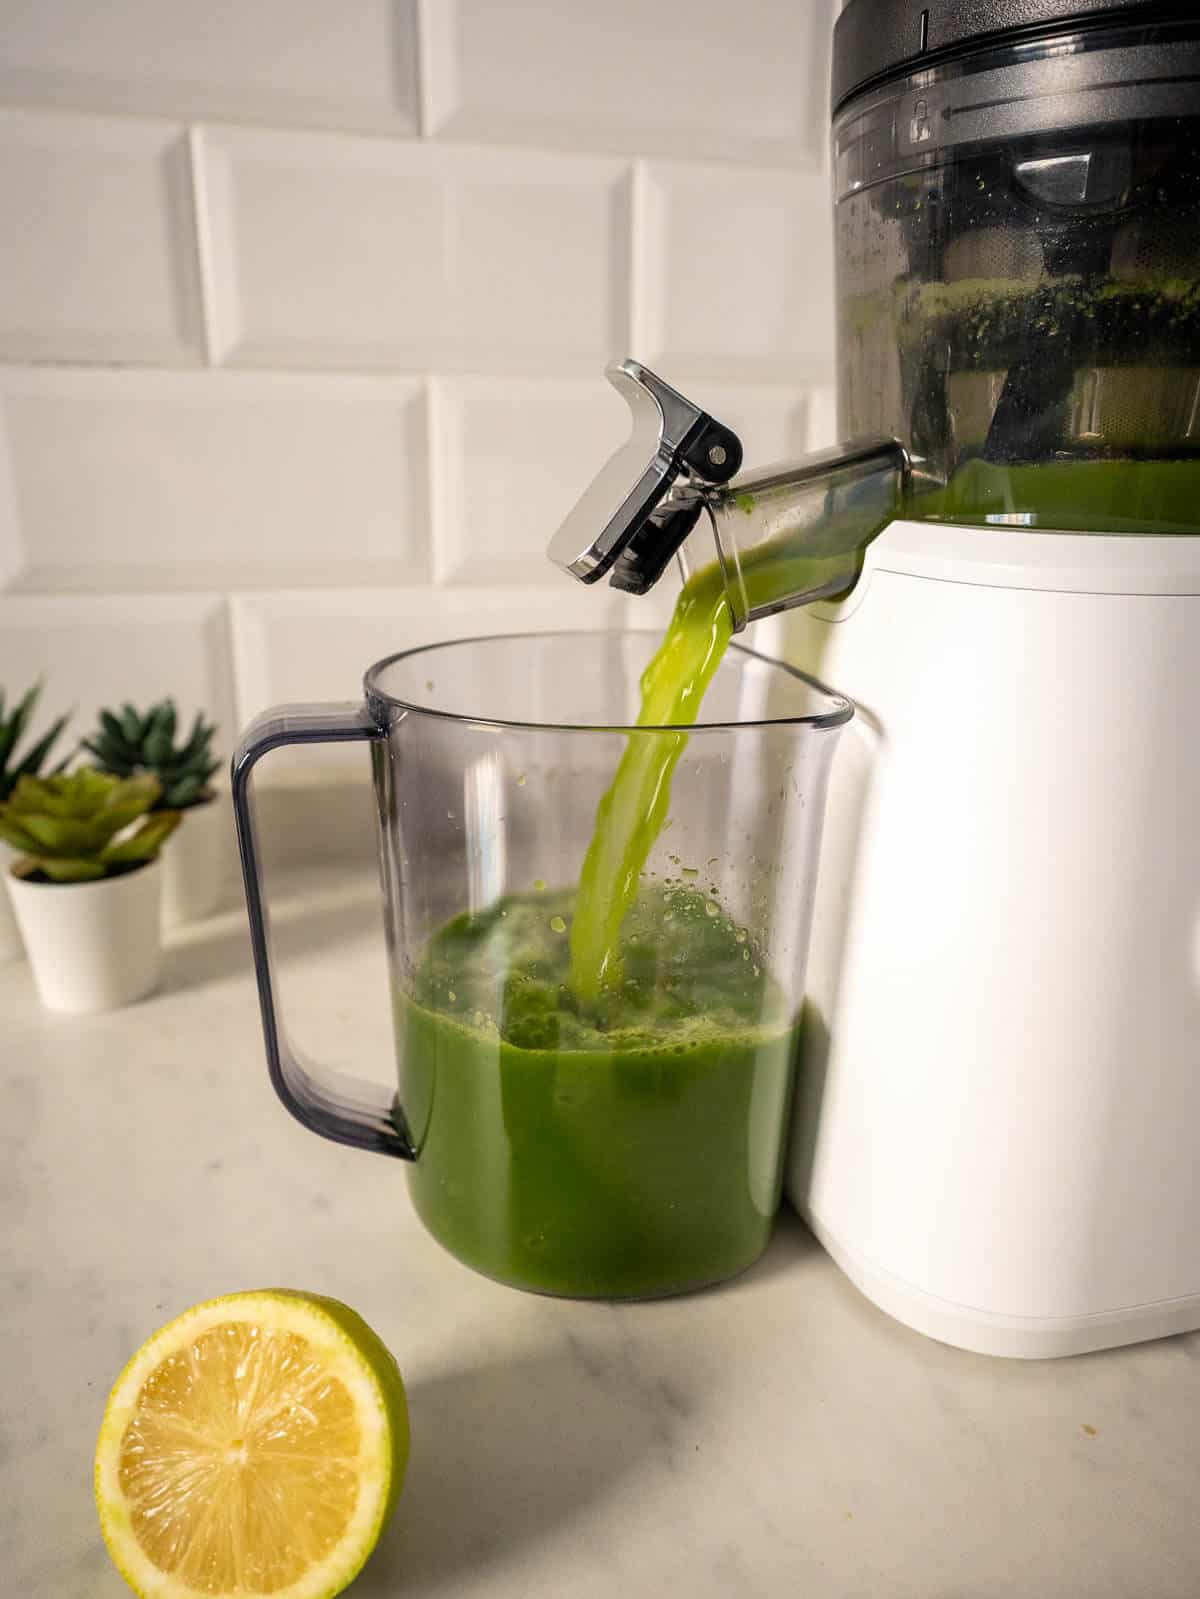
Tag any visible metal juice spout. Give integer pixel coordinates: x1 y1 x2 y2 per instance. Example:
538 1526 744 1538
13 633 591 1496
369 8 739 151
548 359 910 630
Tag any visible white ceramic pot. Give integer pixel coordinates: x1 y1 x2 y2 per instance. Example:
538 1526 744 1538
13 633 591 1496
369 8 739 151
161 792 229 928
0 840 23 964
6 858 164 1013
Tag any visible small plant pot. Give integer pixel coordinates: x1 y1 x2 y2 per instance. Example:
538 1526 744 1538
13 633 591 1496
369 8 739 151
162 792 228 928
6 858 164 1013
0 841 23 964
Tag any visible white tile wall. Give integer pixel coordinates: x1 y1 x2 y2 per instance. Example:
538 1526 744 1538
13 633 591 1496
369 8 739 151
0 2 840 805
0 593 237 758
0 109 203 366
422 0 834 167
231 584 626 779
0 368 429 589
0 418 22 589
432 377 631 583
201 129 631 372
0 1 419 135
232 585 631 715
638 162 836 379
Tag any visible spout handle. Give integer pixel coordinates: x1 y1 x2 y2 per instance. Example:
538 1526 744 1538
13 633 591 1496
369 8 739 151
547 359 741 588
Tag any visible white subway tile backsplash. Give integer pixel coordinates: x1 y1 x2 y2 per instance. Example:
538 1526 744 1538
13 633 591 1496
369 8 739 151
0 109 203 366
431 377 631 583
0 593 237 760
422 0 833 167
0 419 22 589
0 0 843 797
638 163 836 380
231 584 626 778
201 129 630 372
231 586 627 718
448 151 630 371
0 369 429 589
0 1 419 136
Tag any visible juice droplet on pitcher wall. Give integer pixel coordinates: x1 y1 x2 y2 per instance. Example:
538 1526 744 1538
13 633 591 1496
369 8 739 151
534 879 546 892
517 774 527 786
550 915 567 934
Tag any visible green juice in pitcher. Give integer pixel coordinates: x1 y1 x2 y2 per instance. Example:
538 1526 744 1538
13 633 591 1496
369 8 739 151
396 886 798 1298
395 565 801 1298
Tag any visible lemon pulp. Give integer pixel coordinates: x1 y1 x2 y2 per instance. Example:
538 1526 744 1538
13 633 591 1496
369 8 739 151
96 1291 408 1599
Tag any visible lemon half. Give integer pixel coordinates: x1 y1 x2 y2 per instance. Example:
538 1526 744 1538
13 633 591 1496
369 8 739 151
95 1290 410 1599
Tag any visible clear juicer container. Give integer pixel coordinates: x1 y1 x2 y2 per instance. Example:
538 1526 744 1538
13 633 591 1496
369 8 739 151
550 5 1200 632
833 0 1200 534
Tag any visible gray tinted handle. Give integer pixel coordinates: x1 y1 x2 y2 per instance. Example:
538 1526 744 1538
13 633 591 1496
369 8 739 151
230 702 414 1160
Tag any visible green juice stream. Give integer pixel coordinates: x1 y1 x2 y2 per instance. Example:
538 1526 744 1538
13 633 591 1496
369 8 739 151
397 566 793 1298
399 454 1197 1297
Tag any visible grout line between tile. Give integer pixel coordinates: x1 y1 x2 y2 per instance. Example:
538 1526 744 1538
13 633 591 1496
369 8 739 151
186 126 222 366
414 0 440 140
628 159 647 362
224 591 259 729
425 375 450 585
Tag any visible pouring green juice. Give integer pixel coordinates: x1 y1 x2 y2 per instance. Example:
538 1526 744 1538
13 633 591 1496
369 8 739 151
395 559 799 1298
398 452 1199 1297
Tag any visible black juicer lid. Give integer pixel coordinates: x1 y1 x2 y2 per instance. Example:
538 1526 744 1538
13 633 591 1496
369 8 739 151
833 0 1190 111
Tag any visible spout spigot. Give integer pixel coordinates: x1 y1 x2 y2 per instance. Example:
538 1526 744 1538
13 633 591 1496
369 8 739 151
547 358 909 629
547 360 742 594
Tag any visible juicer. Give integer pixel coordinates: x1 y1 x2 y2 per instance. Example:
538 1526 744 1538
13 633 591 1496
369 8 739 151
550 0 1200 1356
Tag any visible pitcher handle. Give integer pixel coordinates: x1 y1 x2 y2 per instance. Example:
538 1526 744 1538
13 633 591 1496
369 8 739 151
230 702 414 1160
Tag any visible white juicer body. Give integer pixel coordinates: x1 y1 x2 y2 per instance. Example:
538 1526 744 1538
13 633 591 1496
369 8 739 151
781 520 1200 1358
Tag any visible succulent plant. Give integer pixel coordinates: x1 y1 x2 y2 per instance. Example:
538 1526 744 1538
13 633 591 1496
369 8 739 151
82 700 219 809
0 771 180 882
0 680 72 804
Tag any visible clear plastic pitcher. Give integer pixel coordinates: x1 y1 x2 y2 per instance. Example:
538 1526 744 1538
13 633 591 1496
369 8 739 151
233 631 851 1298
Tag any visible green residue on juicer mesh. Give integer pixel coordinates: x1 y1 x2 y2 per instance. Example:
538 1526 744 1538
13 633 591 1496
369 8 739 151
894 274 1200 367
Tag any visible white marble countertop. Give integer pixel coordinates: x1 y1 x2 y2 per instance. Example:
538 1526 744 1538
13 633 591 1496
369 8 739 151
4 863 1199 1598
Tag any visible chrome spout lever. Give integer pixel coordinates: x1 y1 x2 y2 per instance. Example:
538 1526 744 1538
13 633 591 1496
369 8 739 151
547 358 911 628
547 359 742 594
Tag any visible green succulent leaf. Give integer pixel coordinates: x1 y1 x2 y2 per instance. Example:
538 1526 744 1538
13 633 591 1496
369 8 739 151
120 704 144 745
37 855 108 882
0 814 43 854
0 769 164 877
101 809 181 867
83 698 219 810
98 709 130 749
98 773 162 833
0 681 40 772
0 681 73 802
167 775 204 808
16 812 104 854
10 773 77 818
14 713 73 780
